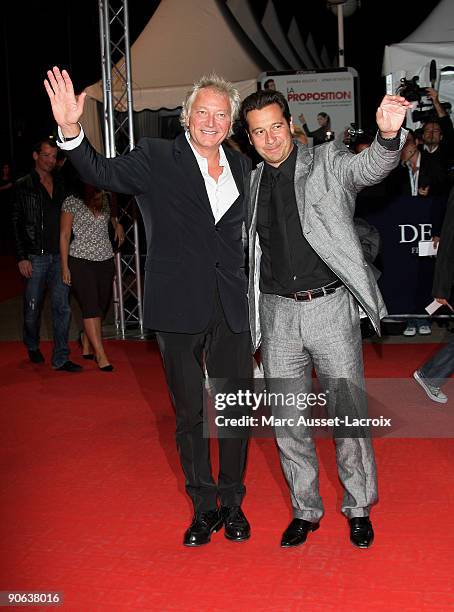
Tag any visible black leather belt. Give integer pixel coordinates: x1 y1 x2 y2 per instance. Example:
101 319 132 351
277 279 343 301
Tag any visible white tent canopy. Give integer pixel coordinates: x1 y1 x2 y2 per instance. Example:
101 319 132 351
82 0 266 147
226 0 288 70
383 0 454 117
82 0 268 149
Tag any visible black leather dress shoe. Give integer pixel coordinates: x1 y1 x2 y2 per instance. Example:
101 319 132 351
349 517 374 548
183 509 223 547
54 360 83 373
221 506 250 542
281 519 319 548
28 349 45 364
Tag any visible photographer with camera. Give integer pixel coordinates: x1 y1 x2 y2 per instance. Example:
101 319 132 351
384 129 448 336
398 68 453 176
420 87 454 174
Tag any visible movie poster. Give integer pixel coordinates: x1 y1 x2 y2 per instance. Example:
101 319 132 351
258 68 358 145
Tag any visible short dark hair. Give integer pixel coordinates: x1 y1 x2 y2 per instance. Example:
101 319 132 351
83 182 103 208
32 138 57 155
240 90 291 131
423 119 442 130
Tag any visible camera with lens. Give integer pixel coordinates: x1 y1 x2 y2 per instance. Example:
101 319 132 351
396 75 428 104
412 102 452 123
344 123 364 151
396 60 451 123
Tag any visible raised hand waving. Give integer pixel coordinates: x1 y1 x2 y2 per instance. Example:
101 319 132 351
44 66 86 137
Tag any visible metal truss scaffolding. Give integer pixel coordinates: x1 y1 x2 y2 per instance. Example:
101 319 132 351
98 0 144 337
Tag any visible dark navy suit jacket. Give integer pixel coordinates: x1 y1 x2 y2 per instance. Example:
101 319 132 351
65 132 251 333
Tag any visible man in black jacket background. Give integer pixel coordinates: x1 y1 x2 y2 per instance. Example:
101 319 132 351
11 139 81 372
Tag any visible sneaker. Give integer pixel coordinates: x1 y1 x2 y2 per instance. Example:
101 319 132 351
403 325 416 337
413 370 447 403
418 325 432 335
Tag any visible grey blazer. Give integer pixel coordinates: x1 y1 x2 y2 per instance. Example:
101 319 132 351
247 132 407 351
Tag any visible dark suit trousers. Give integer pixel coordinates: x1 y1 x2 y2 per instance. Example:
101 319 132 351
156 290 251 512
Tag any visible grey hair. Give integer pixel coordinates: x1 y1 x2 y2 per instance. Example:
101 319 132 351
180 74 241 138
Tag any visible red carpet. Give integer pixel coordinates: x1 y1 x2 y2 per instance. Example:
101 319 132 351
1 341 453 610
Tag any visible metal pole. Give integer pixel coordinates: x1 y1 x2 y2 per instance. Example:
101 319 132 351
132 212 144 336
337 3 345 67
102 3 116 157
98 1 111 155
123 1 135 151
99 0 125 336
123 0 144 336
115 250 125 336
97 0 144 338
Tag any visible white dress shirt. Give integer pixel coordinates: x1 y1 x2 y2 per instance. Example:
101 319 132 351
185 131 239 224
57 124 84 150
403 152 421 196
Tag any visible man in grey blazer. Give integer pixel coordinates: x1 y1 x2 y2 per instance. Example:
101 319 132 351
240 90 409 548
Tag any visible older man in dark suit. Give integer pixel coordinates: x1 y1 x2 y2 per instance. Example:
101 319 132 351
240 89 409 549
45 67 251 547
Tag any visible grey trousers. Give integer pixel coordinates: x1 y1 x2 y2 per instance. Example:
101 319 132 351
260 286 378 521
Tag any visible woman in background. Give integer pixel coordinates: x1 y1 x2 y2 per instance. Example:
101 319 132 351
60 184 124 371
299 111 332 146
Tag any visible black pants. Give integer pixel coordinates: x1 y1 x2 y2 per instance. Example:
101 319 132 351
156 291 251 513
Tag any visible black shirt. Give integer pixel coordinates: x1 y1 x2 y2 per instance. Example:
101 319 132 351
36 171 66 255
257 145 336 293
